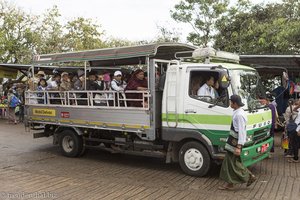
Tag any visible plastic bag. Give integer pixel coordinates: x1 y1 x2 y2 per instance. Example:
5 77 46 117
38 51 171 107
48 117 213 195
281 136 289 150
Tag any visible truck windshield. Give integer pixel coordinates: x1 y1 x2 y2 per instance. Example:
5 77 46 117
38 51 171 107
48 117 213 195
230 69 266 110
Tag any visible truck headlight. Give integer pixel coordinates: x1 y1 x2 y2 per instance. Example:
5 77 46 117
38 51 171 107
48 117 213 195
246 135 253 142
257 147 261 153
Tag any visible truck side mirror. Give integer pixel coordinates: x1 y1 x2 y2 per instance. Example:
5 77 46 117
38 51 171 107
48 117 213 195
218 71 230 89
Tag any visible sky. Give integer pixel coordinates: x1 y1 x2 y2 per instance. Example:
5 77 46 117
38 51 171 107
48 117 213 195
12 0 281 42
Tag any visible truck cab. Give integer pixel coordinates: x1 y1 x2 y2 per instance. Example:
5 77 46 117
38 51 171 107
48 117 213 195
161 49 273 176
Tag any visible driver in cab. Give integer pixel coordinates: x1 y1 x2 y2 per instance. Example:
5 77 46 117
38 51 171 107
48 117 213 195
197 76 216 99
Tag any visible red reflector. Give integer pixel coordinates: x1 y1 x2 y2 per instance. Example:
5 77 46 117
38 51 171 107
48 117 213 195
261 143 268 153
61 112 70 118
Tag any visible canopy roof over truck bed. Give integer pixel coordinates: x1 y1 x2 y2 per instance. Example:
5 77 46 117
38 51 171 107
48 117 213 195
33 43 197 67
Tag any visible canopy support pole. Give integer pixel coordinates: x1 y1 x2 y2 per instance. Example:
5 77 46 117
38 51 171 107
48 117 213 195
84 61 87 90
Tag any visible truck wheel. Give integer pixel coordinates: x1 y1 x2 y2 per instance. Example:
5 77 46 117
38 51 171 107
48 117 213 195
179 141 211 177
59 130 83 157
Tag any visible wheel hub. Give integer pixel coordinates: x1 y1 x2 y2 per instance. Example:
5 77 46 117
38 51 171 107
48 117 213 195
184 148 203 171
62 136 74 153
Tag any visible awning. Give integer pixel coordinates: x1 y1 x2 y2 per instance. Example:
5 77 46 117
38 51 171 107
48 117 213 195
0 64 32 79
240 55 300 74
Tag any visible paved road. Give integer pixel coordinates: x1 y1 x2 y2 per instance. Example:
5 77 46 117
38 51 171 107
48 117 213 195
0 119 299 200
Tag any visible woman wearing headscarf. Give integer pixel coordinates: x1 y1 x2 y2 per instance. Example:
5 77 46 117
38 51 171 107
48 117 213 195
125 69 148 107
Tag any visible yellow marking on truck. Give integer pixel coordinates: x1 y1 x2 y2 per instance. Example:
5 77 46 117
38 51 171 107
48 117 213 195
33 109 56 117
125 124 149 129
71 119 86 124
30 117 149 130
59 119 71 123
107 123 122 127
31 117 56 122
89 122 103 126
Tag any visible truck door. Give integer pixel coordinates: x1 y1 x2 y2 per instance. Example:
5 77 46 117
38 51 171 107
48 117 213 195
183 68 232 146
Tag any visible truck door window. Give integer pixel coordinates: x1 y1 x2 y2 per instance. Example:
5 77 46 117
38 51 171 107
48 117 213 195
189 71 229 107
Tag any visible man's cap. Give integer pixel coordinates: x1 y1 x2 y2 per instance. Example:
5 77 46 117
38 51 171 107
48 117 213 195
36 71 46 76
266 92 275 101
114 71 122 77
229 94 245 107
61 72 68 77
77 70 85 77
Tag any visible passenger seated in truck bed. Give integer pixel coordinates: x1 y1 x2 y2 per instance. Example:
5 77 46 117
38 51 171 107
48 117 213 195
126 69 148 107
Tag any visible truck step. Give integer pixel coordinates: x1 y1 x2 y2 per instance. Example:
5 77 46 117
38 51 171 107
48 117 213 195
33 132 49 138
31 127 45 131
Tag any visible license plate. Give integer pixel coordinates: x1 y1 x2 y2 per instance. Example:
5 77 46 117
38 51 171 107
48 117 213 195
261 144 268 153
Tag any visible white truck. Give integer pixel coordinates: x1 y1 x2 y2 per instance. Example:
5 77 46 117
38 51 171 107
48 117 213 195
25 43 273 176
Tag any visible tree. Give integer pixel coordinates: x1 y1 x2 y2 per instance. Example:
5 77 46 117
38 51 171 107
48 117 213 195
104 37 135 48
154 25 180 43
0 1 108 64
214 0 300 54
171 0 229 46
64 17 106 51
214 0 253 53
35 5 64 54
0 0 40 63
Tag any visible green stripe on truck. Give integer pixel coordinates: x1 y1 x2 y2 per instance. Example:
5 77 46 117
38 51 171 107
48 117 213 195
162 111 271 125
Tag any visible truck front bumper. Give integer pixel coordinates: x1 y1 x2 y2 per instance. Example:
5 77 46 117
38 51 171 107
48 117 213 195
241 137 274 167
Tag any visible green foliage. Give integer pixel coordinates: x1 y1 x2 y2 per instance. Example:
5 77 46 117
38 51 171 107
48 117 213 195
171 0 229 46
36 6 64 54
104 37 135 48
0 0 107 64
0 1 40 63
171 0 300 54
154 25 180 43
64 17 106 51
214 0 300 54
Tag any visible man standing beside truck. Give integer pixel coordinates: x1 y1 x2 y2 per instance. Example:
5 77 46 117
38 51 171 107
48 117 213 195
219 95 257 190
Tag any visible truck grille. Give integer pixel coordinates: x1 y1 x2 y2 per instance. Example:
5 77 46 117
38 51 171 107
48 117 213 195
253 128 269 142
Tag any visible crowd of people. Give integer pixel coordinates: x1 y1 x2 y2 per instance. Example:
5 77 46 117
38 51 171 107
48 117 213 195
283 98 300 163
28 68 149 107
0 83 25 124
0 68 150 124
257 94 300 164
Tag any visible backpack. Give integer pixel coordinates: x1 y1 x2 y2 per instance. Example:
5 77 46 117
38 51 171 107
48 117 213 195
286 105 298 136
10 95 20 108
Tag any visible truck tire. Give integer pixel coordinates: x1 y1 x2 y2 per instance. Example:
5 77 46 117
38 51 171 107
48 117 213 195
59 130 83 157
179 141 211 177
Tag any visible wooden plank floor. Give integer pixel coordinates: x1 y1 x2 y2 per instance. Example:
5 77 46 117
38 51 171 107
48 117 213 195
0 122 299 200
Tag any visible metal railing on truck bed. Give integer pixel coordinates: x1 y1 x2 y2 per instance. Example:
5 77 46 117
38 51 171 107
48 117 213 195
24 90 152 136
25 90 150 110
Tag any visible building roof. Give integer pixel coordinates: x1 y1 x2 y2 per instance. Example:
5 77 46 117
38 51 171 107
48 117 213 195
240 55 300 74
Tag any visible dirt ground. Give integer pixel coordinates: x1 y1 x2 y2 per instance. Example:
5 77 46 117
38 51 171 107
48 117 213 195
0 119 299 200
